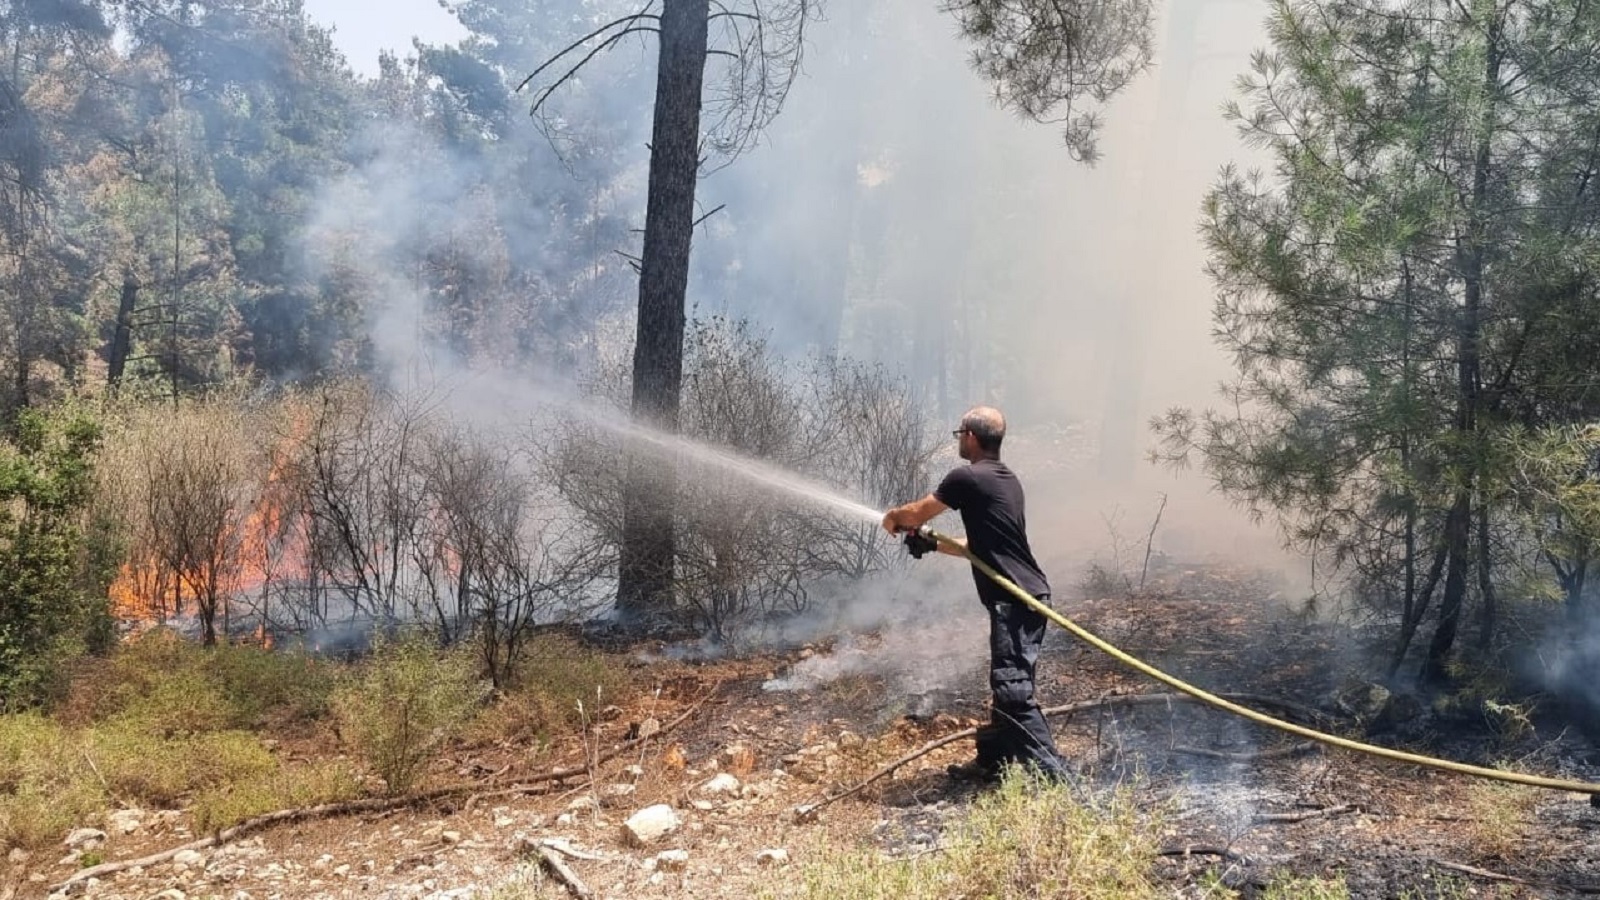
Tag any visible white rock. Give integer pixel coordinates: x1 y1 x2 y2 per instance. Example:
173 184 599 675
624 765 645 778
756 848 790 866
602 783 636 799
173 849 206 868
63 828 107 850
493 815 516 828
621 805 681 847
634 718 661 739
565 796 598 813
154 889 187 900
107 809 144 835
58 850 81 867
8 847 29 863
441 830 462 845
690 800 715 812
698 773 741 796
654 849 689 871
334 864 351 878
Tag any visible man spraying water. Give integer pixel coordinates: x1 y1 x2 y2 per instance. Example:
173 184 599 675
882 406 1071 784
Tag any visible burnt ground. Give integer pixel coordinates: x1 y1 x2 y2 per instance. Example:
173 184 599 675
7 560 1600 900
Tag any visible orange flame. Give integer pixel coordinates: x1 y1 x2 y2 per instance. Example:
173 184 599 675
109 413 311 631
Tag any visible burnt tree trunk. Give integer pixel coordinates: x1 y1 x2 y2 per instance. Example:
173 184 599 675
615 0 711 624
1424 493 1472 684
1423 13 1499 685
107 271 138 391
1389 532 1447 678
1474 504 1497 653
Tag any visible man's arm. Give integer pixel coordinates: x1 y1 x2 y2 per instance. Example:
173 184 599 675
881 494 948 534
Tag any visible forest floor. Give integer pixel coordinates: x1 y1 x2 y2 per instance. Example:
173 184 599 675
8 561 1600 900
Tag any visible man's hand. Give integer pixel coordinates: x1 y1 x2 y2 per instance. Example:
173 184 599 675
882 494 950 535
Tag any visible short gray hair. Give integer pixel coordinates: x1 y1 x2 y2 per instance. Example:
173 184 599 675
962 406 1006 452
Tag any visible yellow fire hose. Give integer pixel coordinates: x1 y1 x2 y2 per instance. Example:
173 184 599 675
918 525 1600 798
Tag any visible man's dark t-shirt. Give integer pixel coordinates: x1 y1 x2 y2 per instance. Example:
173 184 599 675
934 459 1051 604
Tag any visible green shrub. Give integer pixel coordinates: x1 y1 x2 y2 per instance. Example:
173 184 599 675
0 715 101 850
0 780 103 851
469 633 631 745
332 633 486 794
192 759 361 833
86 725 276 807
112 667 234 737
780 769 1166 900
0 407 114 711
61 628 338 732
208 644 337 726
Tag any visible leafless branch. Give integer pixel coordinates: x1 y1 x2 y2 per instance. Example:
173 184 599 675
516 12 661 94
528 27 661 118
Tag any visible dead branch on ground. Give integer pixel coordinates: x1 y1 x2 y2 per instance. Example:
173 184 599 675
1158 845 1252 864
52 684 718 895
1252 803 1356 824
1430 859 1600 895
1173 741 1321 763
795 690 1332 820
534 843 594 899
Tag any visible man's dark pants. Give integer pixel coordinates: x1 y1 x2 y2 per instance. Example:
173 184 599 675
974 595 1069 777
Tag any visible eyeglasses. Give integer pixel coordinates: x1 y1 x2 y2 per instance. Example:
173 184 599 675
952 429 969 438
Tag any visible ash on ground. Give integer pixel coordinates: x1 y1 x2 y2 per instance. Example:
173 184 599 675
762 623 987 715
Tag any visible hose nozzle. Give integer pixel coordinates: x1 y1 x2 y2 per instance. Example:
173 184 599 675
901 525 938 559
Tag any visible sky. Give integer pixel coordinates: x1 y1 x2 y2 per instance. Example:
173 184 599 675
300 0 465 74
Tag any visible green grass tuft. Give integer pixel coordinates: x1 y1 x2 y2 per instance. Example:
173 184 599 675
778 769 1167 900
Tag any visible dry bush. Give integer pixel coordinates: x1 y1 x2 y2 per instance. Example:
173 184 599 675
797 356 940 582
97 391 272 644
282 379 434 626
415 429 608 687
548 316 937 640
271 382 605 684
1464 780 1537 859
